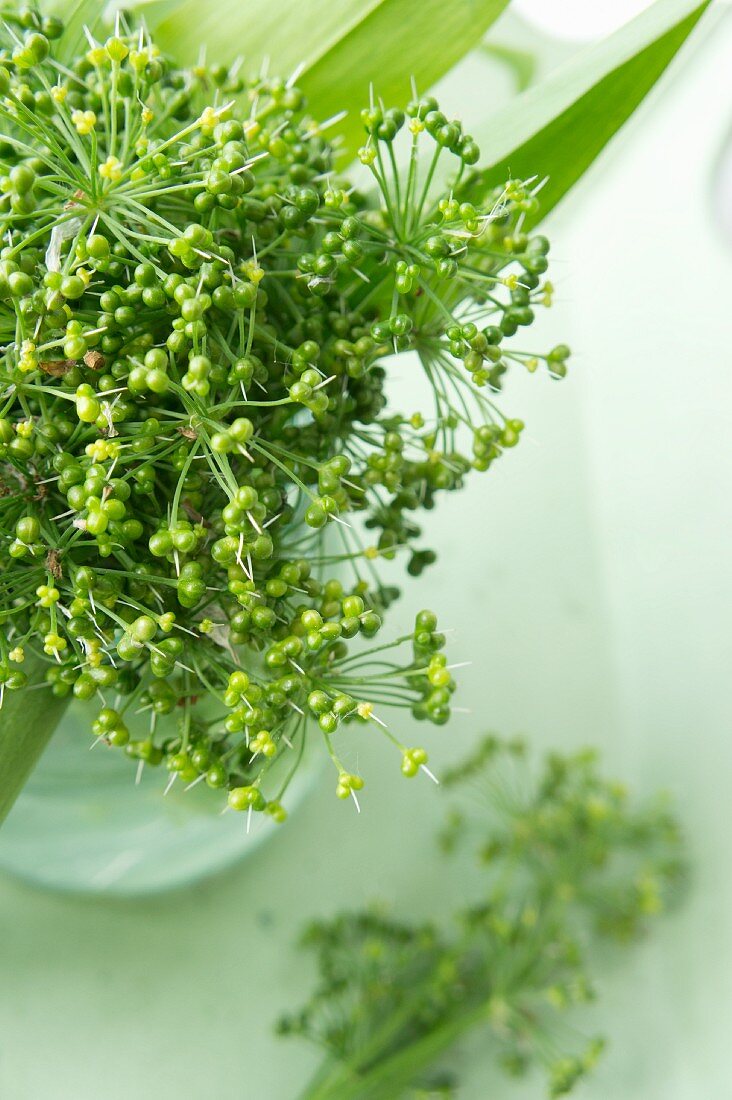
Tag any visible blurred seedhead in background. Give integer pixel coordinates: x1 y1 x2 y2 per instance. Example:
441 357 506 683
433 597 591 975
282 736 684 1100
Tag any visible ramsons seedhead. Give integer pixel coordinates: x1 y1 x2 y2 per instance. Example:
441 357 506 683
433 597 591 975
0 10 568 815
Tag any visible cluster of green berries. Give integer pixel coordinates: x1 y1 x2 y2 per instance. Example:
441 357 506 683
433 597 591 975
0 13 566 812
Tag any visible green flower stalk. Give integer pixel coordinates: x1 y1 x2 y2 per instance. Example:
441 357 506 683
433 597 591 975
280 738 684 1100
0 10 566 821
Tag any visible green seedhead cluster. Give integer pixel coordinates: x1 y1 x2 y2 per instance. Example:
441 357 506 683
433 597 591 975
0 10 567 813
283 739 683 1099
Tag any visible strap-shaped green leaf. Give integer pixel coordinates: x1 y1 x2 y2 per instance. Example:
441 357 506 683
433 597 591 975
0 656 70 825
481 41 538 92
152 0 508 157
458 0 711 225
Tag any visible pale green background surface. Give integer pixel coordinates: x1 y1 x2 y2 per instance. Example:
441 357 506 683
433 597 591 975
2 10 732 1098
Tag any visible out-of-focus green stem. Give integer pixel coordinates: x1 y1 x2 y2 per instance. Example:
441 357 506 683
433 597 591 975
299 1003 489 1100
0 655 69 825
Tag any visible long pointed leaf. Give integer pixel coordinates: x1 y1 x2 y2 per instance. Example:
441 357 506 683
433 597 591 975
481 41 538 93
151 0 507 158
295 0 508 158
458 0 711 225
0 656 70 825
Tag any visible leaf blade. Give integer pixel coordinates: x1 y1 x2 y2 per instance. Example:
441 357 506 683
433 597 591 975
151 0 508 157
458 0 712 224
296 0 508 157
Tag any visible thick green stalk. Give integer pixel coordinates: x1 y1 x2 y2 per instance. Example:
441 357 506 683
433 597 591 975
299 1002 490 1100
0 655 70 825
